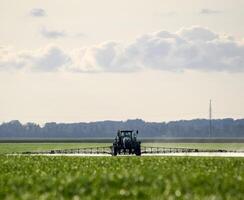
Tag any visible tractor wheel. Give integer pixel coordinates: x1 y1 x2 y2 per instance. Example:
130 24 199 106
135 150 141 156
135 144 141 156
112 146 117 156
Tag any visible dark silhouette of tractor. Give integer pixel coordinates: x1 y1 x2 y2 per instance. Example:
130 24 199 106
112 130 141 156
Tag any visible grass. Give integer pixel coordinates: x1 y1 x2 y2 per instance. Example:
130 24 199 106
0 143 243 154
0 156 244 199
143 143 244 150
0 143 110 154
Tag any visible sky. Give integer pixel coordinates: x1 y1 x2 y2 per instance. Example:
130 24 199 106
0 0 244 123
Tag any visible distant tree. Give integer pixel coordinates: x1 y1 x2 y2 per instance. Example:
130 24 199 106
0 118 244 138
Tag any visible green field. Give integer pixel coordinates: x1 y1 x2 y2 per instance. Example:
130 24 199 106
0 143 110 154
0 143 244 154
0 156 244 200
145 143 244 150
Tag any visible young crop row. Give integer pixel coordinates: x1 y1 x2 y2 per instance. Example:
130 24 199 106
0 156 244 199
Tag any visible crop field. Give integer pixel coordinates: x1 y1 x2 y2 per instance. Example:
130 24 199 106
145 143 244 150
0 143 244 154
0 143 110 154
0 155 244 200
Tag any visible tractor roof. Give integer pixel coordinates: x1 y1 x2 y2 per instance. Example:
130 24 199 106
120 130 134 133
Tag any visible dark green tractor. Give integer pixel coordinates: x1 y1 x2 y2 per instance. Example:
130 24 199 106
112 130 141 156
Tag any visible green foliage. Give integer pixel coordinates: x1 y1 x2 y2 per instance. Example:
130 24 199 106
144 143 244 150
0 143 110 154
0 156 244 200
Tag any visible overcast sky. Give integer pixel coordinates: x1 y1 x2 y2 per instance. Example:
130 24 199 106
0 0 244 123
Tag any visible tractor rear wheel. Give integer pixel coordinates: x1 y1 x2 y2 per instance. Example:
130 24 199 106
135 145 141 156
112 145 117 156
135 143 141 156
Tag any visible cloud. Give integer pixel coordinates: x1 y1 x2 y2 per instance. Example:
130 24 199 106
27 45 71 71
74 32 87 38
200 9 222 15
1 26 244 73
0 46 26 70
0 45 70 72
30 8 46 17
155 11 176 17
40 27 66 39
178 26 218 41
69 26 244 73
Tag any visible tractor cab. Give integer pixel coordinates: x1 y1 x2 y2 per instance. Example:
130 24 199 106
112 130 141 156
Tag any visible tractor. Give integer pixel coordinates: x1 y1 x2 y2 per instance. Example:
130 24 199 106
112 130 141 156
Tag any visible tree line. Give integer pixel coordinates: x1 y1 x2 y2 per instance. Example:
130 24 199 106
0 118 243 138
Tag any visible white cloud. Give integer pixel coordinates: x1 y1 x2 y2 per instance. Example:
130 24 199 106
154 11 176 17
40 27 66 39
0 46 26 70
30 8 46 17
200 9 222 15
0 45 70 72
26 45 70 71
1 26 244 73
178 26 218 41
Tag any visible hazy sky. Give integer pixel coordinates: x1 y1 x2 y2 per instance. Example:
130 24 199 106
1 0 244 123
